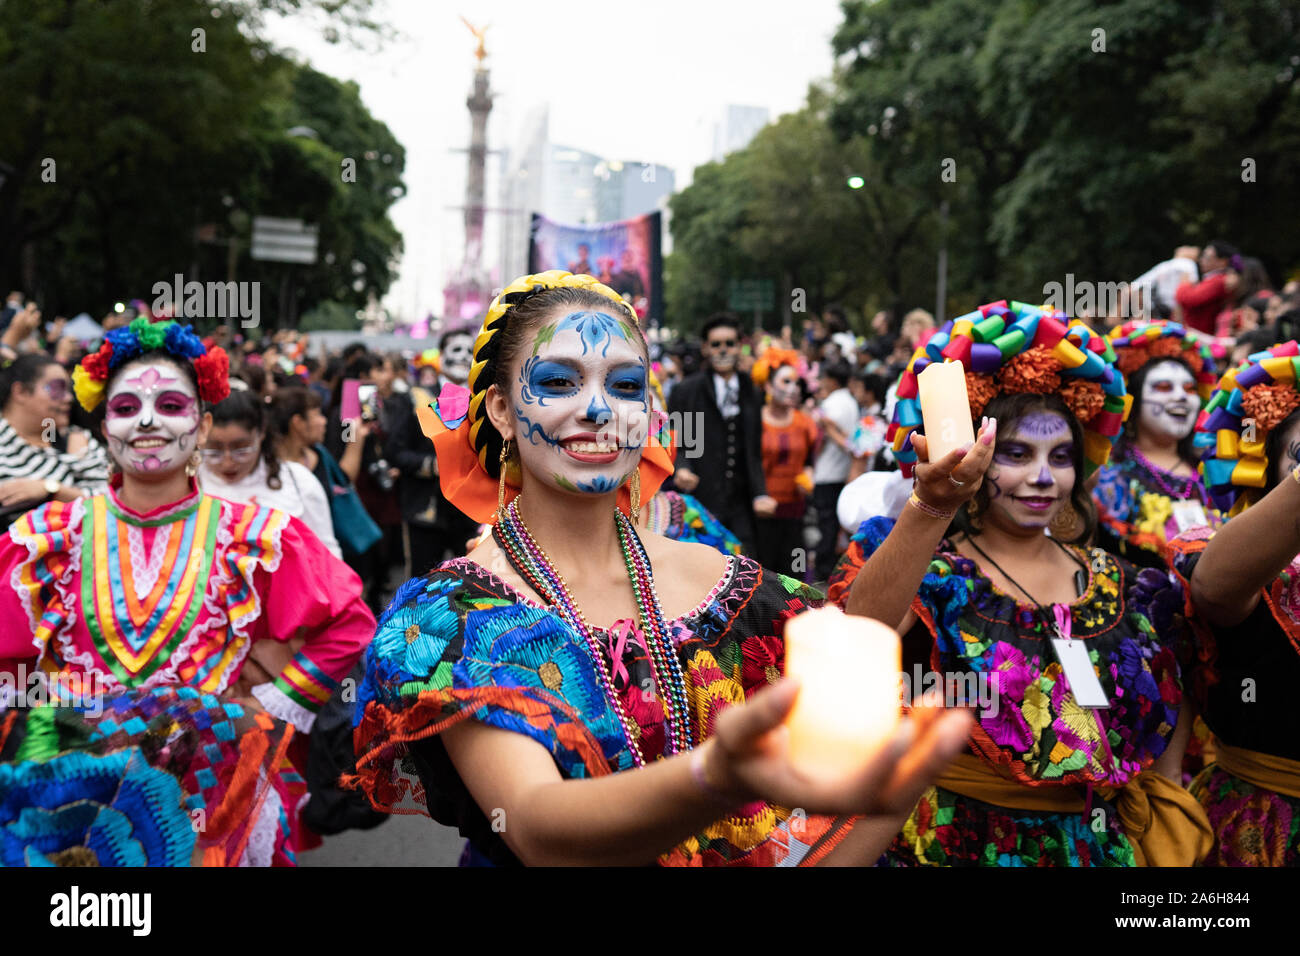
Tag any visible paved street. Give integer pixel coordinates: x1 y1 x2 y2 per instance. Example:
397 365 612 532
300 814 465 867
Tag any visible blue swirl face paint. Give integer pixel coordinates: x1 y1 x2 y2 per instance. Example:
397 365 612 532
509 322 650 498
574 474 621 494
519 355 582 407
534 311 634 358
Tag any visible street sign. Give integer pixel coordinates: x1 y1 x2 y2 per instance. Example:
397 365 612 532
728 278 774 313
251 216 319 265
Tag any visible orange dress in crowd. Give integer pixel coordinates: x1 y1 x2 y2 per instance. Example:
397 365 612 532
760 409 819 518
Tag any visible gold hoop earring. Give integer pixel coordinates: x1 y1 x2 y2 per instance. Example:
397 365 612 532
627 468 641 525
185 451 201 478
965 496 984 533
498 440 512 520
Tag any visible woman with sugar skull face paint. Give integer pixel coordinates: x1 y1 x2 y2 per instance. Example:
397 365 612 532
1159 341 1300 865
751 347 819 578
829 301 1211 867
352 271 974 867
0 319 375 867
1092 321 1225 569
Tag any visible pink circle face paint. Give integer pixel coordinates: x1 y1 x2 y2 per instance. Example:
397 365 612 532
104 360 202 479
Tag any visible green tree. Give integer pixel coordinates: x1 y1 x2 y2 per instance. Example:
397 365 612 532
0 0 402 327
831 0 1300 300
666 90 939 335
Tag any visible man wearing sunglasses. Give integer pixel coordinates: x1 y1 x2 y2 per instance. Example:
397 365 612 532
0 354 107 525
667 313 775 555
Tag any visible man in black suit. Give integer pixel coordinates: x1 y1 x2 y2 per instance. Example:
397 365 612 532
668 313 775 555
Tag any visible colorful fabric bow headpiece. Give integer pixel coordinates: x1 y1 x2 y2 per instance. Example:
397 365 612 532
419 270 675 523
1195 340 1300 515
888 300 1129 479
72 317 230 412
1108 319 1222 402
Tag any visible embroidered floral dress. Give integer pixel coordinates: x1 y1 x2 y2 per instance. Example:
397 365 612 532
0 478 375 865
1093 446 1223 569
827 517 1187 866
352 554 856 866
1164 527 1300 866
644 490 742 557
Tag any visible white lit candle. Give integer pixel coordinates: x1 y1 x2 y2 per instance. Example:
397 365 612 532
917 360 975 462
784 606 902 780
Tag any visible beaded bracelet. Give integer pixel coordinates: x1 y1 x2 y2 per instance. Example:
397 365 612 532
908 492 955 521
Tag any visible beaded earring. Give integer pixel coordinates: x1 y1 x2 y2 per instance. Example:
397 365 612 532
497 440 512 521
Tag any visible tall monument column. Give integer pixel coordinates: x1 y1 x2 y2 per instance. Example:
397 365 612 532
442 18 495 329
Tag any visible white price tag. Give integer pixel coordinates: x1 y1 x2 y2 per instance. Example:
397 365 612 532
1170 500 1209 533
1050 638 1110 709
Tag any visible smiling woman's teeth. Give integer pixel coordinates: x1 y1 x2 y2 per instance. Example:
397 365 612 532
567 441 617 453
131 439 168 448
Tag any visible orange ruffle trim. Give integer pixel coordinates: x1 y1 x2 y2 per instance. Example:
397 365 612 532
420 401 676 524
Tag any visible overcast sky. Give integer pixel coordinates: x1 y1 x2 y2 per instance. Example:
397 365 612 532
265 0 847 320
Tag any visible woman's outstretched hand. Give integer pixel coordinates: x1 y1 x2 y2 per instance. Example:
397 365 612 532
910 417 997 513
703 679 973 817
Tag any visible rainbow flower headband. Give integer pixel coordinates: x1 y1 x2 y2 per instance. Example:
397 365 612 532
73 317 231 412
1195 340 1300 515
888 300 1130 478
1108 319 1222 403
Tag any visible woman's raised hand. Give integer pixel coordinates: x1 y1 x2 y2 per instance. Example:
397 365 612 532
910 417 997 514
701 679 973 818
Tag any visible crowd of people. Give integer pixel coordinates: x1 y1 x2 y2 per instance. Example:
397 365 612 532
1 234 1299 867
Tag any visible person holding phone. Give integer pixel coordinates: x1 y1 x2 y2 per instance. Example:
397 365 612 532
328 352 404 610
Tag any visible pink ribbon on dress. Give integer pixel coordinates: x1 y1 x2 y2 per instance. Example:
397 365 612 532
601 619 637 687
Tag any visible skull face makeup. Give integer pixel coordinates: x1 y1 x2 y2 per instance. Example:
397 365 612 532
506 310 649 497
766 365 802 409
983 411 1076 532
1138 360 1198 443
103 359 203 477
441 333 474 386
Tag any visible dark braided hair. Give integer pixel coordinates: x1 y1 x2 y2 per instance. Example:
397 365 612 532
466 277 642 479
209 388 282 490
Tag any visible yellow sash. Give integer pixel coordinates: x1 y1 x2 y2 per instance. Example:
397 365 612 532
1212 742 1300 799
935 753 1212 866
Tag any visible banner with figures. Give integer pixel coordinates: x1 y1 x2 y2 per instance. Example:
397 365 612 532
528 211 662 324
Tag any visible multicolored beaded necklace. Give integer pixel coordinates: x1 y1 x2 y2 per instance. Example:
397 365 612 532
493 497 694 766
1124 446 1205 500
